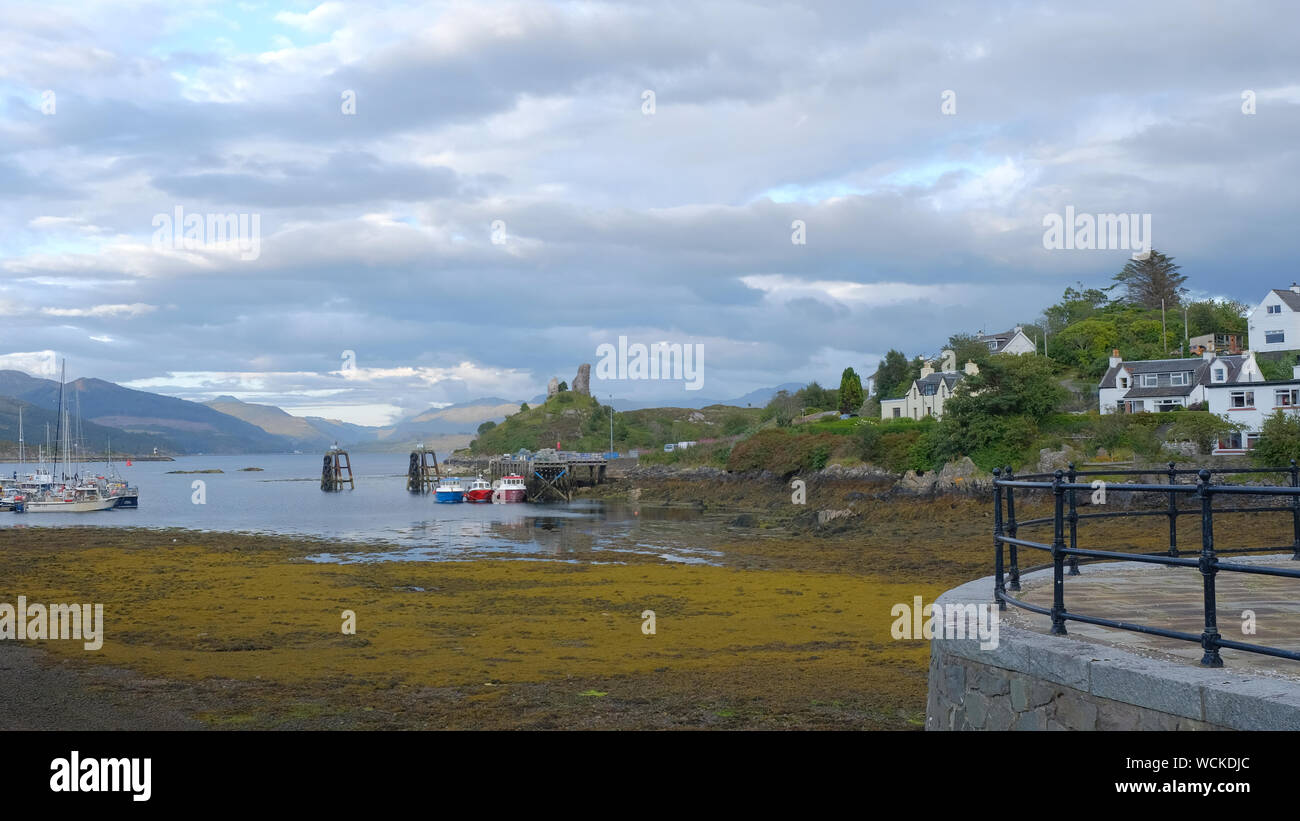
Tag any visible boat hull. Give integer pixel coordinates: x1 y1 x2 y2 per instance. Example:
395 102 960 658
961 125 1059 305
24 497 118 513
464 488 492 503
434 490 464 503
494 488 526 503
112 494 139 508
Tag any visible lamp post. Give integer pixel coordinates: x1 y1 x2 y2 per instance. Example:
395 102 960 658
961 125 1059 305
609 394 614 457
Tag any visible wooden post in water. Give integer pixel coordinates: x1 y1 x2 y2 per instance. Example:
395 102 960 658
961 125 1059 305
407 445 441 492
321 447 355 491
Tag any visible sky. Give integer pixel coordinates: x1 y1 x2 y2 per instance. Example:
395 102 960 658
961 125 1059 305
1 0 1298 425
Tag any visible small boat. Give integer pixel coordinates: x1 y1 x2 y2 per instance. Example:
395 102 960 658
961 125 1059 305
434 477 465 503
493 474 526 503
464 477 493 503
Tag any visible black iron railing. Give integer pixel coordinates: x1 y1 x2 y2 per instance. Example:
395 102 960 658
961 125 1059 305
993 462 1300 667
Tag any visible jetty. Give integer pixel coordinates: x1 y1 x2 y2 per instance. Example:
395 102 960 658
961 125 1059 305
320 447 354 491
484 450 608 502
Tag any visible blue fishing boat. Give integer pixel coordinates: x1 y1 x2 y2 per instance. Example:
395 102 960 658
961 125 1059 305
434 477 465 503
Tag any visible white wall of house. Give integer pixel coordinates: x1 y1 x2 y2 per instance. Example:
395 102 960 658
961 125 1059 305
1206 377 1300 454
1098 351 1263 415
879 378 953 420
1247 288 1300 352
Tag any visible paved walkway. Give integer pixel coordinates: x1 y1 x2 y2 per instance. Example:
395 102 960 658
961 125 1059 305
1009 554 1300 681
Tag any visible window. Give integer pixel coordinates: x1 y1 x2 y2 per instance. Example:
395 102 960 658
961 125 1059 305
1141 373 1159 387
1125 400 1146 413
1220 432 1243 450
1278 389 1300 407
892 407 901 418
1268 304 1282 314
1266 331 1286 344
1213 368 1225 382
1230 390 1255 408
1156 400 1181 412
1248 433 1261 450
1119 376 1129 388
1170 371 1189 386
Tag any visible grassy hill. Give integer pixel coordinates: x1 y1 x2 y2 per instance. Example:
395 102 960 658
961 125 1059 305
465 393 762 455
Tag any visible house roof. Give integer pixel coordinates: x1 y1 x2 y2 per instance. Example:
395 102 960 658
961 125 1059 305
1271 289 1300 311
1098 354 1252 396
915 371 964 391
977 328 1024 353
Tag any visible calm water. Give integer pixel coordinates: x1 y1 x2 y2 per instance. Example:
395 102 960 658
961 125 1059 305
0 453 733 564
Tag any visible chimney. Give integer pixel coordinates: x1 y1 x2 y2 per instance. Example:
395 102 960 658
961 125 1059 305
1203 348 1215 362
920 363 935 378
1108 349 1121 369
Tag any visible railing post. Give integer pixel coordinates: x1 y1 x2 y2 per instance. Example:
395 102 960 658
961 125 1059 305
1290 460 1300 561
1050 470 1068 635
1066 462 1080 575
1004 466 1020 591
1197 469 1223 667
1167 460 1179 558
993 468 1005 610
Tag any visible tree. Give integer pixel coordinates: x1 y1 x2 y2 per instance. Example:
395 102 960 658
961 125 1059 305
1252 410 1300 466
1113 250 1186 309
557 381 568 392
1052 318 1119 375
946 333 993 368
1186 299 1248 337
476 420 497 435
1166 412 1242 456
795 381 838 412
933 354 1068 469
519 402 530 412
763 390 800 427
872 350 911 400
838 367 864 414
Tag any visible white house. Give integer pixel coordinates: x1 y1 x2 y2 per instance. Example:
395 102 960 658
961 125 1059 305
1205 363 1300 454
977 326 1036 355
880 351 979 421
1098 348 1263 414
1247 285 1300 353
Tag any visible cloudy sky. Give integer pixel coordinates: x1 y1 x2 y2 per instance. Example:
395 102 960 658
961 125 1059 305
2 0 1297 424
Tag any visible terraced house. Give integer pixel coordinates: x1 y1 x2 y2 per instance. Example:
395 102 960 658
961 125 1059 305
1097 348 1264 415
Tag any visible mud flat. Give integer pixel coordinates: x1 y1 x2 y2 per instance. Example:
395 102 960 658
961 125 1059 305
3 497 1286 730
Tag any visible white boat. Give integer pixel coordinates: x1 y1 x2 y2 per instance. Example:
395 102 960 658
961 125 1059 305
492 474 527 503
25 492 118 513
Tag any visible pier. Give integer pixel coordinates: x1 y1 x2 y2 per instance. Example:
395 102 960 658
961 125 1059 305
486 451 608 502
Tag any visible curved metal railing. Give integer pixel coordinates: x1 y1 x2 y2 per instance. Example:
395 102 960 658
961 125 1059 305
993 462 1300 667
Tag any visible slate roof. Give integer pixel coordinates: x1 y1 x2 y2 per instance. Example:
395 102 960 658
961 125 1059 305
1098 354 1251 398
1271 289 1300 311
977 329 1022 353
916 372 964 392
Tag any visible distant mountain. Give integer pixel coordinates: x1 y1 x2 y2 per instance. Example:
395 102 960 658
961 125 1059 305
0 395 165 457
0 370 291 454
302 416 379 446
204 397 335 447
379 397 522 439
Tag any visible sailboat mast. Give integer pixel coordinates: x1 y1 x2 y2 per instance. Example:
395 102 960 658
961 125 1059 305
17 407 23 465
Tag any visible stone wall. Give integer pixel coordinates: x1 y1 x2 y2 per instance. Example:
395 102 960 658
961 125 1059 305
927 646 1217 730
926 572 1300 731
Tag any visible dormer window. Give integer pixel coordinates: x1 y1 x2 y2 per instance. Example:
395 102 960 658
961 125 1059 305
1119 376 1129 388
1214 368 1226 382
1170 372 1189 386
1141 374 1159 388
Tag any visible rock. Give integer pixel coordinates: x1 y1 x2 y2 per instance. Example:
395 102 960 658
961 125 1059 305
1036 446 1076 474
688 411 705 422
547 377 559 398
573 363 591 396
898 470 936 493
816 508 854 525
